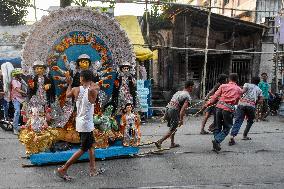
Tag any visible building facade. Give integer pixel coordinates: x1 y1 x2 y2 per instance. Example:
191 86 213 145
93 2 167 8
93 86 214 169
148 6 265 100
185 0 282 24
182 0 283 92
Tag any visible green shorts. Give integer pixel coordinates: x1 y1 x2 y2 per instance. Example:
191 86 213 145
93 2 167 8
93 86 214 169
164 108 179 131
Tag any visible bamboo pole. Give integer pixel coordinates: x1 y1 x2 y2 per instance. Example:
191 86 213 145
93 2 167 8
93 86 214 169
34 0 37 21
202 1 211 98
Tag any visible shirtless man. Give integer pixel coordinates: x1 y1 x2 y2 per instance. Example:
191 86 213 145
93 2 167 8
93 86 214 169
55 70 102 180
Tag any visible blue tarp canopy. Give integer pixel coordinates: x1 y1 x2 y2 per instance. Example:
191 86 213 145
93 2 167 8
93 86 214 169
0 57 21 68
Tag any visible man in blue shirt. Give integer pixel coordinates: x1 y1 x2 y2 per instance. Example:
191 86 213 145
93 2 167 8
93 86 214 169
258 73 274 120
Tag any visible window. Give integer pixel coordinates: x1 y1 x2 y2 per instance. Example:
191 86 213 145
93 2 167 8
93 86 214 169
224 0 230 5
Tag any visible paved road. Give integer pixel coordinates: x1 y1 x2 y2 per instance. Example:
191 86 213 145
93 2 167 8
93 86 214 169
0 116 284 188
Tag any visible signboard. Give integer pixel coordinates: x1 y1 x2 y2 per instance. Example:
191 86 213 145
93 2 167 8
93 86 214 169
137 79 149 112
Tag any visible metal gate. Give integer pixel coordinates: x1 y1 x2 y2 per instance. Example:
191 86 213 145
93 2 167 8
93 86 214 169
206 55 229 93
231 59 251 86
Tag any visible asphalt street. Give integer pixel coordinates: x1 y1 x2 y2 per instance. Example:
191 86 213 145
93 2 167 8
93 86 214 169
0 115 284 189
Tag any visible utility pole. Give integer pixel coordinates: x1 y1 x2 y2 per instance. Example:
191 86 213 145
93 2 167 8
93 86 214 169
231 0 234 17
34 0 37 21
202 0 211 98
277 1 284 116
280 1 284 91
185 16 189 81
145 0 149 43
275 31 279 93
275 1 284 93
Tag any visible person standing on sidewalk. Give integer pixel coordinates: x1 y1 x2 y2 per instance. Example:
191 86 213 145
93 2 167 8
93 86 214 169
203 73 242 152
155 80 194 149
55 70 102 180
11 69 26 135
200 74 228 134
258 72 274 121
228 77 263 145
1 62 14 122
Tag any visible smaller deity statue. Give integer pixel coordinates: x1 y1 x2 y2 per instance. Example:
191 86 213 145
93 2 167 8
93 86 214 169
28 105 49 132
24 61 55 132
19 61 56 155
120 103 141 147
28 60 55 107
111 62 136 115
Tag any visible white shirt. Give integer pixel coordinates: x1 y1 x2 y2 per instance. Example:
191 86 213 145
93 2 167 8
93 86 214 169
166 90 192 110
239 83 263 107
76 86 94 132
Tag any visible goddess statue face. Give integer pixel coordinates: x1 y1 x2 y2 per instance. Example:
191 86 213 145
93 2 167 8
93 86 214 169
121 66 130 74
125 104 133 113
34 66 46 76
78 59 90 70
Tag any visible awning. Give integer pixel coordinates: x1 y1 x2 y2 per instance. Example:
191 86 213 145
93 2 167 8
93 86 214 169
115 15 153 61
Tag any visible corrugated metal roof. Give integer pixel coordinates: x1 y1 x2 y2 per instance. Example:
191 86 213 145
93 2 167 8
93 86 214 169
167 5 267 33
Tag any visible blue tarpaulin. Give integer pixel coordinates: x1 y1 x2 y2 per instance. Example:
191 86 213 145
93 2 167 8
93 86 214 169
0 57 21 68
29 140 139 165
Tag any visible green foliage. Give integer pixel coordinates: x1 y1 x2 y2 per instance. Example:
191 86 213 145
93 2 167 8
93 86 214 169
143 0 175 31
73 0 89 7
108 0 116 9
92 0 115 13
100 7 109 12
0 0 31 26
61 0 114 9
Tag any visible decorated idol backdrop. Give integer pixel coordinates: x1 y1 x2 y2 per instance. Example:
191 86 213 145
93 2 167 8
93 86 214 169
48 31 114 96
19 7 141 155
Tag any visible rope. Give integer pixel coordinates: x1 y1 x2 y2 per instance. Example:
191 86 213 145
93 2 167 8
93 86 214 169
138 116 165 147
135 147 171 157
139 100 205 146
132 44 284 55
136 102 219 156
5 0 280 17
136 119 187 156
